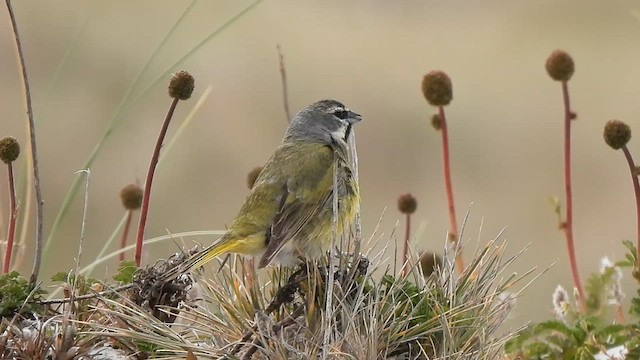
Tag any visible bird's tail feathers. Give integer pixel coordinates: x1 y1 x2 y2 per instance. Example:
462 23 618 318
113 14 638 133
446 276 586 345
162 236 235 281
185 238 237 273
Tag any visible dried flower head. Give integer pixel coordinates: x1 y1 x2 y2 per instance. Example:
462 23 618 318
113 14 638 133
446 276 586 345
600 257 625 306
552 285 570 323
398 193 417 214
421 71 453 106
120 184 143 210
247 166 263 189
131 248 198 322
419 251 443 277
545 50 574 81
603 119 631 150
493 292 517 324
0 136 20 164
168 70 195 100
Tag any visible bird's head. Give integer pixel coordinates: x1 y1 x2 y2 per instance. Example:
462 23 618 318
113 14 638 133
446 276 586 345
285 99 362 144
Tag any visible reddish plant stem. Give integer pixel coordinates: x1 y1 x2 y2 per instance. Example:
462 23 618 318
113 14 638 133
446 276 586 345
438 106 464 273
119 210 133 262
3 163 18 273
560 80 585 312
135 97 180 266
401 213 411 277
621 145 640 265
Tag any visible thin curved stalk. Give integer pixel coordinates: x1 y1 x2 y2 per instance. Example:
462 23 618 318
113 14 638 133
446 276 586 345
5 0 45 286
44 0 199 256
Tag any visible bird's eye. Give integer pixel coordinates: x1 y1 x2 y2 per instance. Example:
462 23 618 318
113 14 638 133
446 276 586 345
333 109 349 119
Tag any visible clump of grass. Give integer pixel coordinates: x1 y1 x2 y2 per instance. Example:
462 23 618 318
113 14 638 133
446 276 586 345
79 229 529 359
0 315 96 359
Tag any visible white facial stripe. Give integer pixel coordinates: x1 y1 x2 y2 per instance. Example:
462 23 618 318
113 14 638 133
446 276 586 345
328 104 351 140
328 105 352 114
331 119 349 140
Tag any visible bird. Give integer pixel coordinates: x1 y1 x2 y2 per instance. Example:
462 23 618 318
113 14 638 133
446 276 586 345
172 99 362 276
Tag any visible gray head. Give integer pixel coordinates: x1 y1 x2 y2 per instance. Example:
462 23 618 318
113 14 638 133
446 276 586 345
284 100 362 145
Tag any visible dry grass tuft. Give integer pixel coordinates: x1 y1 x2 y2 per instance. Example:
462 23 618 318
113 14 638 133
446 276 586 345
70 230 531 359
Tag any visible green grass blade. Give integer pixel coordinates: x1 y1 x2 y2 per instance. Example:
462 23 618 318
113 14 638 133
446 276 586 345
44 1 199 257
79 230 225 275
125 0 265 108
159 85 212 163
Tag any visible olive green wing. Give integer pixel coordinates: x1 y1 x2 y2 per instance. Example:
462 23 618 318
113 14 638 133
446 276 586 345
257 142 335 268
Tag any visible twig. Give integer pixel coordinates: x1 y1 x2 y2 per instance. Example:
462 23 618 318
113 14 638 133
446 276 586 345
241 305 305 360
135 97 180 266
322 154 339 359
4 0 44 287
231 265 308 356
276 44 291 122
560 80 585 311
65 169 91 332
72 169 91 299
35 283 136 305
348 130 362 251
41 276 135 312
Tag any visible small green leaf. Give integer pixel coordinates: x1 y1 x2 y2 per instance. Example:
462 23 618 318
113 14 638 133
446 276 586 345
113 260 137 283
51 271 70 282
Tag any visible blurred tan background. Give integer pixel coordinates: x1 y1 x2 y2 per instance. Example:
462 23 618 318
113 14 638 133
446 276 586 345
1 0 640 330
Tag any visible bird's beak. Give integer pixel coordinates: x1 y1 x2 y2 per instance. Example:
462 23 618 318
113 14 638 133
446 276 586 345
347 111 362 125
344 111 361 141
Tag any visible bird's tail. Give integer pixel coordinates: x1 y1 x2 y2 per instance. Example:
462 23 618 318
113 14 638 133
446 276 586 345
163 236 238 280
186 238 238 272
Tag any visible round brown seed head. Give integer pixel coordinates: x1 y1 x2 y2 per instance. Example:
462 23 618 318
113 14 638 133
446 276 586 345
419 251 443 277
545 50 574 81
168 71 195 100
120 184 144 210
0 136 20 164
431 114 442 131
421 71 453 106
603 119 631 150
247 166 263 189
398 193 417 214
